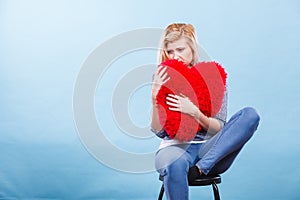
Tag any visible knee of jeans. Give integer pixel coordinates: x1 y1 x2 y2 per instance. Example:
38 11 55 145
167 157 189 176
156 156 189 178
242 107 260 127
157 167 167 177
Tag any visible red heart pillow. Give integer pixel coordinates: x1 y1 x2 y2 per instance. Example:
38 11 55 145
156 59 227 142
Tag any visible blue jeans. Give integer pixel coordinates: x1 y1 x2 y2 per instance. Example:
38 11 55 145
155 107 260 200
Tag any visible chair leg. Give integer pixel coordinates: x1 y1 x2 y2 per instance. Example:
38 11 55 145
158 184 164 200
212 182 221 200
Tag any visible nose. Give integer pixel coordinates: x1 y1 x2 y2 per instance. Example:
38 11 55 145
173 54 180 60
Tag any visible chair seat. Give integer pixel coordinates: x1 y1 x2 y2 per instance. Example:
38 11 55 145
159 174 221 186
189 174 221 186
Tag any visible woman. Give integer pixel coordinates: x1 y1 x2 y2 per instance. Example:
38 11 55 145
151 23 260 200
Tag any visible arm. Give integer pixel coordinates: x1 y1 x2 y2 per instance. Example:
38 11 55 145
151 101 163 132
189 105 222 134
150 65 170 132
166 93 226 135
192 90 228 133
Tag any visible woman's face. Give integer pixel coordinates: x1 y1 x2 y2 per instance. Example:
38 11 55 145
166 37 193 66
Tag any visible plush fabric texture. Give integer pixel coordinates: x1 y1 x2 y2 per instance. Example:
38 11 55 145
156 59 227 142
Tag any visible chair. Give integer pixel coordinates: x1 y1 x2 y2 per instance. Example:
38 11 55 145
158 166 221 200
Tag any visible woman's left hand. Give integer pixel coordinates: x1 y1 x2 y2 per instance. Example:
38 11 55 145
166 94 199 116
166 93 222 134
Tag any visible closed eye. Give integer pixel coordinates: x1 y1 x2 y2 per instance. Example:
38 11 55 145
166 50 174 54
176 47 185 52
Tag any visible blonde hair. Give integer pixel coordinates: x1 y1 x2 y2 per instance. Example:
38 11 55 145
158 23 199 66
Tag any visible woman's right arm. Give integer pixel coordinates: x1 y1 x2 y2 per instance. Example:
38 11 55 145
150 65 169 132
151 102 163 132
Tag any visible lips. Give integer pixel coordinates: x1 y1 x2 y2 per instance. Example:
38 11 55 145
156 59 227 142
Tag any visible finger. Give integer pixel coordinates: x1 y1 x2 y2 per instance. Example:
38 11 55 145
158 66 168 77
180 93 186 97
162 76 170 84
153 67 167 82
157 65 164 71
155 65 164 77
168 107 180 112
161 70 169 80
166 96 179 104
166 101 179 107
167 94 179 100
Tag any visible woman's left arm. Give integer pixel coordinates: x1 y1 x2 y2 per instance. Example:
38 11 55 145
166 94 222 134
189 106 222 134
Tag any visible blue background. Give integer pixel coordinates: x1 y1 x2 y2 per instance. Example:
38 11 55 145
1 0 300 199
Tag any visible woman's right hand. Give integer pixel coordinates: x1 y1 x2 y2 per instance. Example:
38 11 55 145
151 65 170 103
